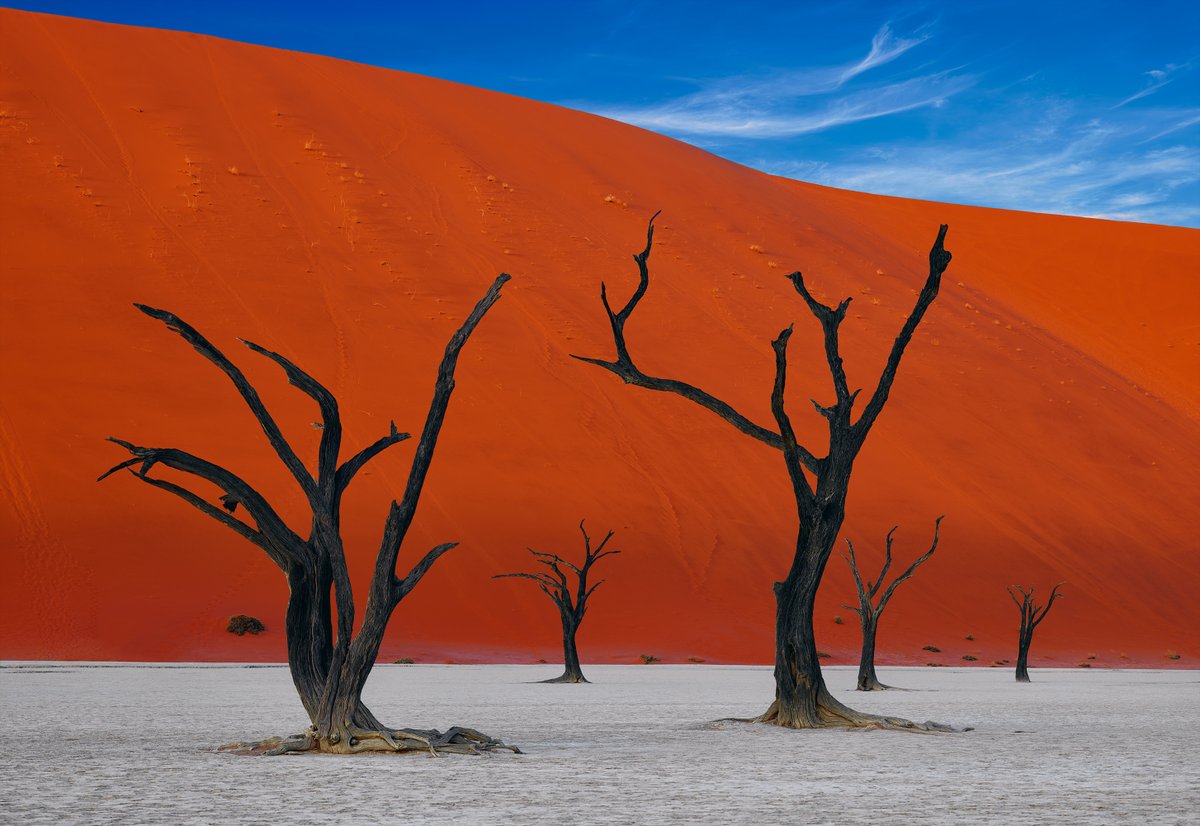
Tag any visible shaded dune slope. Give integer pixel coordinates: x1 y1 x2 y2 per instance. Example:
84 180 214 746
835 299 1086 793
1 9 1196 667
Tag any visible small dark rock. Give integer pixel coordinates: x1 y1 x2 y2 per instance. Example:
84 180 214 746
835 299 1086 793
226 615 265 636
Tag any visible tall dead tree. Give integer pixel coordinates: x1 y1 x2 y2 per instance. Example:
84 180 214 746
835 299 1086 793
842 516 943 691
494 520 621 683
99 275 519 755
1008 583 1065 683
574 213 956 730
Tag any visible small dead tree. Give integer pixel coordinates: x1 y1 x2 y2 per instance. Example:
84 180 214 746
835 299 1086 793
842 516 943 691
99 275 519 756
1008 582 1065 683
494 520 621 683
575 213 956 730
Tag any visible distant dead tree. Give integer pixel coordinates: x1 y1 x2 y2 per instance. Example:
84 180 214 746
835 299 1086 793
1008 582 1065 683
99 275 519 756
842 516 944 691
575 213 957 730
494 520 621 683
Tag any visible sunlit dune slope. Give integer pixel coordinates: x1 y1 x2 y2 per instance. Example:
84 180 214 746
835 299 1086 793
2 9 1197 668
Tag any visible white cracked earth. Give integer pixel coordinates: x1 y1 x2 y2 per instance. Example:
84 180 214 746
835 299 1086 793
1 663 1196 824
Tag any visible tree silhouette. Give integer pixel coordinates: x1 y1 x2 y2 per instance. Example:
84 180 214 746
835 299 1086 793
494 520 621 683
1008 583 1065 682
99 275 519 755
842 516 943 690
575 213 957 730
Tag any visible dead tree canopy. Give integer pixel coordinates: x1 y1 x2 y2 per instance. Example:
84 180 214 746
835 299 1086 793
494 520 621 683
842 516 943 691
575 213 960 731
100 274 519 756
1009 582 1065 683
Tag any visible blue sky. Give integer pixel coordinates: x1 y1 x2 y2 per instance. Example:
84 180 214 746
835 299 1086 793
9 1 1200 227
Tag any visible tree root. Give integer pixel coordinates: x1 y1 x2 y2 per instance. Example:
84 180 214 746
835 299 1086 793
540 673 588 684
219 725 521 756
712 696 970 733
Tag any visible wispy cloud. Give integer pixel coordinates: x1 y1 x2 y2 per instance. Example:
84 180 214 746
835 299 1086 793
762 109 1200 226
600 72 971 138
1114 60 1195 107
584 22 967 139
838 23 929 85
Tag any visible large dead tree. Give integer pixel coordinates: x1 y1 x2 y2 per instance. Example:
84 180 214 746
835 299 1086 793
99 275 519 755
494 520 621 683
842 516 943 691
1008 583 1065 683
574 213 956 730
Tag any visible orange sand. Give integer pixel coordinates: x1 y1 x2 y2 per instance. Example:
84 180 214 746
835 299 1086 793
1 9 1197 669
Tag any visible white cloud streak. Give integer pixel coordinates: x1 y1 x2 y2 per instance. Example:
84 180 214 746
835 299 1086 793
1114 60 1194 108
838 23 929 85
586 22 966 139
763 117 1200 226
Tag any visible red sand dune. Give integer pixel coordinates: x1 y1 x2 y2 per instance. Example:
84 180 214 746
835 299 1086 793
2 9 1197 669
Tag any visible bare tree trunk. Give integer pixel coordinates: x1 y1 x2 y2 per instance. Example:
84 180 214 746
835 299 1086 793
102 276 520 756
548 619 588 683
494 521 620 685
841 517 942 691
857 613 884 691
1009 583 1064 684
575 215 959 731
1015 633 1032 683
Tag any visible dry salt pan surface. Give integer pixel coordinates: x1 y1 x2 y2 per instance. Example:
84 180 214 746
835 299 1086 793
1 664 1196 824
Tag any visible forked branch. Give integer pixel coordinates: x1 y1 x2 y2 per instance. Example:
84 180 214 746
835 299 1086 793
132 304 317 501
842 516 943 618
570 213 809 466
851 225 952 443
372 273 511 607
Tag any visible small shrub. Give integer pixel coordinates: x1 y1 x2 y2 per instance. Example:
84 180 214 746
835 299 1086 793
965 634 974 641
687 656 706 663
927 662 944 667
227 166 240 176
393 657 414 665
748 244 764 254
961 654 977 661
1087 654 1097 660
816 651 831 659
639 654 661 664
535 658 547 664
922 645 940 653
833 615 844 625
226 614 264 636
1166 652 1181 660
1078 663 1091 668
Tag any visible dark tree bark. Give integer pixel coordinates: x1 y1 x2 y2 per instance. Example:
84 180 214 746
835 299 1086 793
99 275 520 756
1008 583 1065 683
494 520 621 683
842 517 944 691
574 214 959 730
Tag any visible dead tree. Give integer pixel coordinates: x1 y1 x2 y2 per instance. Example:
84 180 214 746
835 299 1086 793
574 213 956 730
842 516 943 691
493 520 621 683
99 275 520 756
1008 583 1065 683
